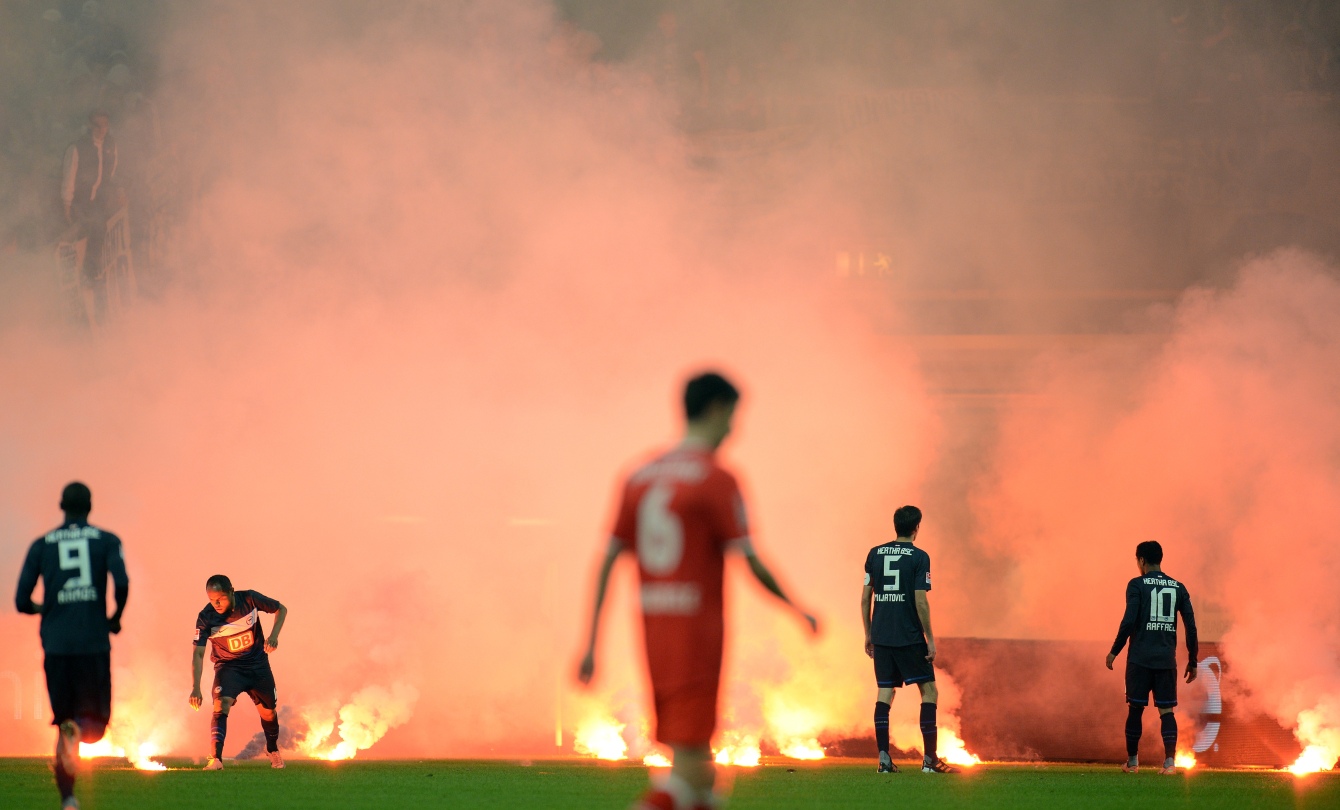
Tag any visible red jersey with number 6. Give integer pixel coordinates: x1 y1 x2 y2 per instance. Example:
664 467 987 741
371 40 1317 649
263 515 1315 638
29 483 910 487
612 443 750 713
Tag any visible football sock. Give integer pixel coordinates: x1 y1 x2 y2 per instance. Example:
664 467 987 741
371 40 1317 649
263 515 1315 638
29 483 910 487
54 754 75 800
919 702 938 762
1125 704 1144 757
262 715 280 753
1160 712 1178 760
211 711 228 759
874 701 891 754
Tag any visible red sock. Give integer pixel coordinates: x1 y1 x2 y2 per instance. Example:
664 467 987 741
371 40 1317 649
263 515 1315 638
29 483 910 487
634 789 677 810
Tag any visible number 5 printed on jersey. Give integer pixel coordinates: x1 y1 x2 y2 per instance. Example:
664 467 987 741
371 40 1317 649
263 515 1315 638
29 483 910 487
638 482 684 575
883 555 901 591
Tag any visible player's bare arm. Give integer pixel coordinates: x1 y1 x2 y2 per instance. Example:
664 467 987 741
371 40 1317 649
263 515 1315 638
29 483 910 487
265 603 288 652
189 645 206 710
578 537 624 685
861 583 874 658
915 589 936 662
744 547 818 633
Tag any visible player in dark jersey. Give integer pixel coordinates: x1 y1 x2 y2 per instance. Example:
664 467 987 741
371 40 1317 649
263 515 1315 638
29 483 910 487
1106 540 1198 774
188 574 288 770
579 372 818 810
14 482 129 810
861 505 958 775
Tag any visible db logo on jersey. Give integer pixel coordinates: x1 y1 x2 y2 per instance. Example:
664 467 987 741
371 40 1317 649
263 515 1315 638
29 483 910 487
227 631 254 652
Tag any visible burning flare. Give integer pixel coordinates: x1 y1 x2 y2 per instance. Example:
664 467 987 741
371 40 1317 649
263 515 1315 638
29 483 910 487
574 715 628 761
293 683 419 761
79 738 168 771
1287 708 1339 776
937 728 981 768
713 731 761 767
1175 750 1196 770
642 751 672 768
778 738 825 760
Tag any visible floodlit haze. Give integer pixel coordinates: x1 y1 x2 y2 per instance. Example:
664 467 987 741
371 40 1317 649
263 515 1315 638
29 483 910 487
1 0 1337 764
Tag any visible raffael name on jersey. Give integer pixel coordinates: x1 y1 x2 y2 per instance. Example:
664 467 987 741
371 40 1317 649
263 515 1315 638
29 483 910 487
1146 621 1177 632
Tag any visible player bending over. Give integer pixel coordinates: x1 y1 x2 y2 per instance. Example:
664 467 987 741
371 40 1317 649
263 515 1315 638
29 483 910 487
1106 540 1198 774
15 482 129 810
861 505 958 774
579 371 818 810
188 575 288 770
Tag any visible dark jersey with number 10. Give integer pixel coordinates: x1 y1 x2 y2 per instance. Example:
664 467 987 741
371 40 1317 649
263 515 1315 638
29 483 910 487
864 540 931 647
1110 573 1199 670
193 590 281 667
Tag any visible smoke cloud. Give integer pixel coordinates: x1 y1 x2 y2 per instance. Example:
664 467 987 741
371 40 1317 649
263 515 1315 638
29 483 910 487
2 0 1337 766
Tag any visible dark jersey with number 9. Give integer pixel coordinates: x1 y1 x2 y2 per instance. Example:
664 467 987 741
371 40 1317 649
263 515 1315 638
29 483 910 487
864 540 931 647
193 590 282 667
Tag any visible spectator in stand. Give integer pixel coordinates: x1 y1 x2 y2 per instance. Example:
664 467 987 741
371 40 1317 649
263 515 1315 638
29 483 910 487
61 110 119 279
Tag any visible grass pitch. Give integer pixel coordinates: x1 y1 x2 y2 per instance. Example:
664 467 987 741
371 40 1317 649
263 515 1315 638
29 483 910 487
1 757 1337 809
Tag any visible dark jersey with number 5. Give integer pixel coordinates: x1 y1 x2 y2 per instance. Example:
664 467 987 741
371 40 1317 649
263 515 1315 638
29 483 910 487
1110 573 1199 670
864 540 931 647
14 521 129 655
193 590 281 667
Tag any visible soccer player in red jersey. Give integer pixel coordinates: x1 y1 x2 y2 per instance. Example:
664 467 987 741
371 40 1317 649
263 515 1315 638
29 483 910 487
578 371 818 810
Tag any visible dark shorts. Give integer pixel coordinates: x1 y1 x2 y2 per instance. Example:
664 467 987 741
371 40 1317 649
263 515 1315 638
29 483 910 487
44 653 111 742
213 660 278 710
873 643 935 689
1126 664 1177 708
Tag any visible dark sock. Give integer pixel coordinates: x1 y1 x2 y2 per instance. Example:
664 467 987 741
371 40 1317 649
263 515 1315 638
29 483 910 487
1160 712 1178 760
211 711 228 759
262 715 280 753
874 701 891 755
54 755 75 801
1125 704 1144 758
920 702 938 762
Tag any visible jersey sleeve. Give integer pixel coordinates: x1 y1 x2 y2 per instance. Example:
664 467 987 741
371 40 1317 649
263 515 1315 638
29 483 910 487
610 477 637 552
193 612 208 647
14 539 43 615
863 549 874 587
1179 584 1198 663
105 534 129 610
708 470 750 553
246 590 282 614
915 550 931 591
1110 579 1140 656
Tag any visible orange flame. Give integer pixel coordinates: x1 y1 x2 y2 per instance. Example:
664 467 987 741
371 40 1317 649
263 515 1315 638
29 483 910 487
713 731 761 767
778 738 825 760
938 728 981 767
79 738 168 771
1175 750 1196 770
574 715 628 761
294 683 419 761
643 750 672 768
1286 709 1339 776
1288 745 1336 776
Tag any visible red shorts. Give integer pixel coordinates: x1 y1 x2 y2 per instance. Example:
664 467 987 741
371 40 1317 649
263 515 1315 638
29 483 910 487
651 676 720 747
644 615 724 747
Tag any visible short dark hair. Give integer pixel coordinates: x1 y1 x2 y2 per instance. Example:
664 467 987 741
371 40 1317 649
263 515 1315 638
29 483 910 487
683 372 740 421
1135 541 1163 565
60 482 92 515
205 574 234 593
893 505 922 537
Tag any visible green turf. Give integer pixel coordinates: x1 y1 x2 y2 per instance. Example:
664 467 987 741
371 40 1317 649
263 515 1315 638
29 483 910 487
1 758 1337 809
